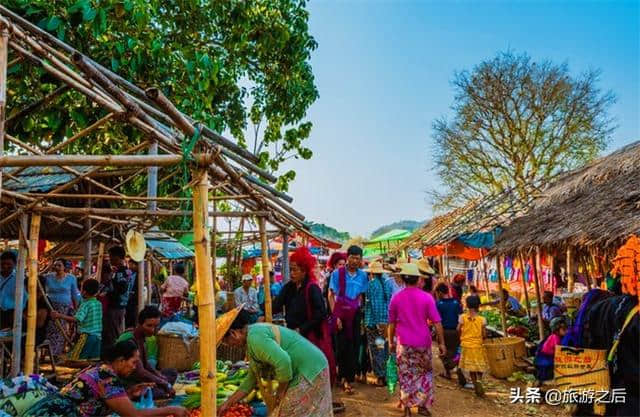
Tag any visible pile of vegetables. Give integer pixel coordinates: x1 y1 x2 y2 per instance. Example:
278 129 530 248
480 310 539 341
182 360 261 410
221 404 254 417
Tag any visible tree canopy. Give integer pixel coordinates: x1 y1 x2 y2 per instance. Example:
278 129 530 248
431 51 615 209
6 0 318 191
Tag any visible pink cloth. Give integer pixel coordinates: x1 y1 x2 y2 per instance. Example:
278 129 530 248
161 275 189 298
541 333 561 356
389 287 441 348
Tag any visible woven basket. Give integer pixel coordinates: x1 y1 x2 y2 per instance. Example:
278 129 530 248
513 338 526 359
484 336 525 379
157 334 200 371
217 342 246 362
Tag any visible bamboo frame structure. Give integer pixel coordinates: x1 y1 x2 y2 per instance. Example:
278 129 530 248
10 214 27 376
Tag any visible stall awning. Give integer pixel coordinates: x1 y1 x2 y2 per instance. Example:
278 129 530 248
145 233 195 259
423 240 487 261
457 227 502 249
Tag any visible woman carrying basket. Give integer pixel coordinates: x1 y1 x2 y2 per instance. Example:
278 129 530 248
218 312 333 417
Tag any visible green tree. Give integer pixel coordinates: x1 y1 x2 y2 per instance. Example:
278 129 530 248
5 0 318 191
431 51 615 209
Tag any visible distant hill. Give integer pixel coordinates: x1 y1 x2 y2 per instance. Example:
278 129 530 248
306 222 350 243
370 220 424 239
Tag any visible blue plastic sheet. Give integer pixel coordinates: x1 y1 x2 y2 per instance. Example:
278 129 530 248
457 227 502 249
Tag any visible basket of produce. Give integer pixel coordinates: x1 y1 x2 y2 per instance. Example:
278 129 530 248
217 342 247 362
483 336 525 379
157 333 200 371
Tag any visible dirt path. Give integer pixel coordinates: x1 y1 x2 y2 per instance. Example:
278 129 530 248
334 361 567 417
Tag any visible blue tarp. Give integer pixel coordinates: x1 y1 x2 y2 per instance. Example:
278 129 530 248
457 227 502 249
146 238 194 259
243 248 279 259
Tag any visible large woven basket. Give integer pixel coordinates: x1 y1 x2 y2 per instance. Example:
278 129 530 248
484 336 525 379
157 333 200 371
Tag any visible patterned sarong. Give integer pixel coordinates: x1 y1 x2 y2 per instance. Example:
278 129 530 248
396 344 434 409
275 367 333 417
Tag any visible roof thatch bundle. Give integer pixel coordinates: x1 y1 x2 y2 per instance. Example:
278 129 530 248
495 141 640 254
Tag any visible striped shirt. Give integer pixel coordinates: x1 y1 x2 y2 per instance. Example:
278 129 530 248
75 297 102 337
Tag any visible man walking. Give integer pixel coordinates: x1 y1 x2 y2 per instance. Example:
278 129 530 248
234 274 260 323
329 245 368 394
0 251 25 329
102 246 133 351
364 261 393 386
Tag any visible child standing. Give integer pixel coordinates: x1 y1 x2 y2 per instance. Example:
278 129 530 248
457 295 488 397
534 316 568 383
52 279 103 360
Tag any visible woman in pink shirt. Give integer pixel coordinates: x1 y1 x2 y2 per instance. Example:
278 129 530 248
160 263 189 317
388 263 445 417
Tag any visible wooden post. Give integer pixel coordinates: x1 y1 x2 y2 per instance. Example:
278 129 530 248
0 22 8 198
480 253 490 299
518 252 531 318
211 201 217 298
11 214 28 376
147 141 158 212
548 253 555 293
146 260 152 304
566 246 573 292
282 231 290 283
192 170 216 417
24 213 41 375
532 247 545 341
138 260 145 312
496 255 508 335
258 217 272 323
83 197 93 281
96 242 105 282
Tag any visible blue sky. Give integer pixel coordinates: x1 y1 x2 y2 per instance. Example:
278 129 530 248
281 0 639 237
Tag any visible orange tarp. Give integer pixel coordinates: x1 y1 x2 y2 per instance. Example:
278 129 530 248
423 240 487 261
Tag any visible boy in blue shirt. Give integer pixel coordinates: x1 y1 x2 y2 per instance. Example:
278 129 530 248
435 283 463 379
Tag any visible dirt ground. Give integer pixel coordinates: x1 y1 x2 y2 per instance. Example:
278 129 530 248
333 361 568 417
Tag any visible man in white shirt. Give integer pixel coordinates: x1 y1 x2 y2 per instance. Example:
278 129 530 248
234 274 260 323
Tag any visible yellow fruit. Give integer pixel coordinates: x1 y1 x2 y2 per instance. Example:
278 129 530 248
185 385 201 394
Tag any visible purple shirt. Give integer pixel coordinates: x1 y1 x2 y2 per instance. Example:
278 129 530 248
389 287 441 348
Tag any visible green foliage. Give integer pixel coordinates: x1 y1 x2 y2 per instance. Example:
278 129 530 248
431 51 615 209
5 0 318 191
306 221 350 243
370 220 424 239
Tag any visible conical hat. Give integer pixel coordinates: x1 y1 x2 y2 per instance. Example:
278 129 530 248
126 229 146 262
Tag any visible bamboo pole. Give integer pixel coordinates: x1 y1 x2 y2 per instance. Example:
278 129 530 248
211 201 217 297
258 217 272 323
0 153 214 167
566 246 573 292
11 214 28 376
282 231 290 283
0 22 8 199
138 260 145 312
83 195 93 281
24 213 41 374
192 170 216 417
532 247 545 341
29 206 270 218
480 252 490 299
518 252 532 318
496 255 508 335
23 193 197 202
96 242 105 282
146 260 152 304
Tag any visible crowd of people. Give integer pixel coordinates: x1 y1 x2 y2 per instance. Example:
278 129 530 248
0 247 191 416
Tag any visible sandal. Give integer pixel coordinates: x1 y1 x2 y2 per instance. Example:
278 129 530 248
418 407 432 416
342 383 355 395
456 368 467 387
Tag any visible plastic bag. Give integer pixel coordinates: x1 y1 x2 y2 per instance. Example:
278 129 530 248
386 356 398 394
158 321 198 337
134 387 154 409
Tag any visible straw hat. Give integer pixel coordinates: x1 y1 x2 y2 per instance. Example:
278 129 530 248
125 229 146 262
392 262 422 277
364 261 387 274
414 258 435 275
241 274 254 282
216 306 244 346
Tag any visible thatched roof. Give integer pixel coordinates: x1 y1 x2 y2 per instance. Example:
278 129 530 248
494 141 640 253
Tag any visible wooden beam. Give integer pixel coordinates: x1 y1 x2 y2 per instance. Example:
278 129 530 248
30 206 270 218
192 170 216 417
282 231 290 283
5 85 70 127
22 193 252 202
46 113 114 154
0 153 214 167
259 217 272 322
24 213 41 374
